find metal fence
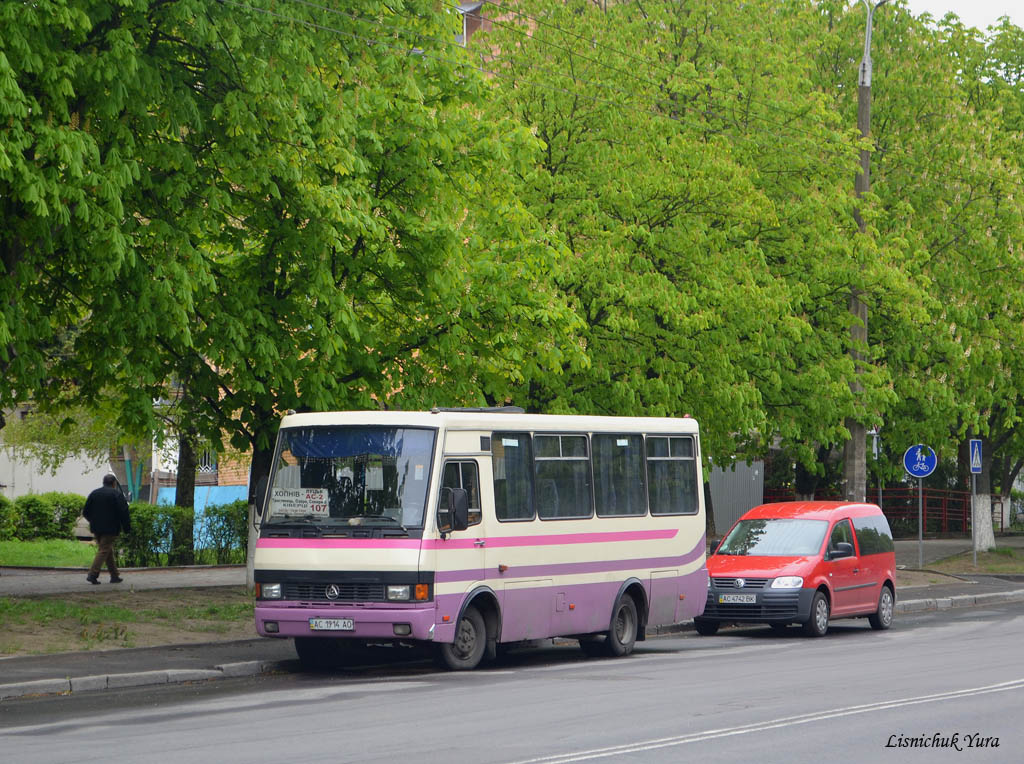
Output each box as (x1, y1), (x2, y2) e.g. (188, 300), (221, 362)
(761, 486), (972, 538)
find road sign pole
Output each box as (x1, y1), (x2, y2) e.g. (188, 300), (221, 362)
(918, 477), (923, 569)
(972, 473), (977, 568)
(903, 444), (936, 570)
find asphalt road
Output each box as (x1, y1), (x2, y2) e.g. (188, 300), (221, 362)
(3, 601), (1021, 764)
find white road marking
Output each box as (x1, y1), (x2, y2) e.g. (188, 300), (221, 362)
(501, 677), (1024, 763)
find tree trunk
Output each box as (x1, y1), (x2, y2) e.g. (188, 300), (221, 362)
(971, 435), (996, 552)
(171, 434), (197, 565)
(246, 441), (275, 591)
(703, 479), (716, 542)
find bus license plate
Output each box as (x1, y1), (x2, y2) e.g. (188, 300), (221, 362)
(719, 594), (756, 604)
(309, 618), (354, 631)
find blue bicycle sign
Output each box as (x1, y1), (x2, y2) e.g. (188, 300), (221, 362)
(903, 444), (937, 478)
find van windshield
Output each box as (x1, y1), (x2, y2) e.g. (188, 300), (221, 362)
(264, 426), (435, 529)
(716, 518), (828, 556)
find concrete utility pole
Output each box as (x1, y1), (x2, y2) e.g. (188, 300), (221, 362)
(844, 0), (887, 503)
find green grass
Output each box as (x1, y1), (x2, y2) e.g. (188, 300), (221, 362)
(0, 539), (96, 567)
(0, 539), (244, 568)
(930, 546), (1024, 575)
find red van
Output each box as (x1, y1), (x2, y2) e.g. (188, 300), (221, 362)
(695, 501), (896, 637)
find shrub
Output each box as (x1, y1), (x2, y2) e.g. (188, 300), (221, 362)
(0, 494), (15, 541)
(197, 500), (249, 564)
(39, 492), (86, 539)
(119, 503), (175, 568)
(14, 495), (58, 540)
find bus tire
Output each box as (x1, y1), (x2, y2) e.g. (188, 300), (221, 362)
(438, 605), (487, 670)
(605, 594), (638, 657)
(295, 637), (345, 671)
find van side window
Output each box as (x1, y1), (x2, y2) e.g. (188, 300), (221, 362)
(828, 519), (855, 555)
(852, 515), (895, 555)
(441, 461), (481, 527)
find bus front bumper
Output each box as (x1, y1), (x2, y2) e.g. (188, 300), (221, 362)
(255, 602), (438, 641)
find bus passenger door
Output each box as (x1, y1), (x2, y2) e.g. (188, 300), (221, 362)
(439, 458), (487, 601)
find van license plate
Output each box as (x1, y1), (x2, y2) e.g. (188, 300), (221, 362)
(719, 594), (756, 604)
(309, 618), (354, 631)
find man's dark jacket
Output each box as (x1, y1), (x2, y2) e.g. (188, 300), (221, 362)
(83, 486), (131, 536)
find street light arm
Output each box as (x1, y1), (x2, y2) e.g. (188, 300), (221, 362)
(859, 0), (889, 87)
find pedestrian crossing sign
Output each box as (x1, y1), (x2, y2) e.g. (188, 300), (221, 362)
(970, 439), (982, 474)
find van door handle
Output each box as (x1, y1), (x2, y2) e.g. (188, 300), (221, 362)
(853, 568), (860, 574)
(474, 539), (486, 547)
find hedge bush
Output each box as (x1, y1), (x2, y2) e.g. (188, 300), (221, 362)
(0, 494), (15, 541)
(2, 494), (250, 566)
(14, 495), (58, 540)
(40, 492), (86, 539)
(196, 500), (249, 564)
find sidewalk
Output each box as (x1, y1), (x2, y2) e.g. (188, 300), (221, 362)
(3, 540), (1024, 702)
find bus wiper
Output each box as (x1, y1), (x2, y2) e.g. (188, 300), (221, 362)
(373, 516), (409, 534)
(261, 517), (324, 529)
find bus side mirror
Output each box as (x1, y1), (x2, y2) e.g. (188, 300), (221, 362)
(438, 487), (470, 534)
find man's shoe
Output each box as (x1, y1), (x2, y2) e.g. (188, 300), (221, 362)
(110, 576), (124, 583)
(86, 574), (100, 585)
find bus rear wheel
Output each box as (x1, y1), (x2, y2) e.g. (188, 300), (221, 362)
(604, 595), (638, 657)
(438, 605), (486, 670)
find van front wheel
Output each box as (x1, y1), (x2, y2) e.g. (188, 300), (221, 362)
(802, 591), (830, 637)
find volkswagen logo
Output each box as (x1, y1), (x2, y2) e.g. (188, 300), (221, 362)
(325, 584), (341, 600)
(734, 578), (746, 589)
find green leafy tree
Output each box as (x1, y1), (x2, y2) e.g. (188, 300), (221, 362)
(3, 1), (582, 507)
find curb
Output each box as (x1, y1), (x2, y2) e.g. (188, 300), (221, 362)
(0, 660), (287, 701)
(894, 589), (1024, 614)
(3, 590), (1024, 701)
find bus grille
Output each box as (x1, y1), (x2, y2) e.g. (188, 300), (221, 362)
(283, 583), (385, 602)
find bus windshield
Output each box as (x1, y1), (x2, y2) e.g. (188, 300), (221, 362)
(265, 426), (435, 528)
(716, 518), (828, 557)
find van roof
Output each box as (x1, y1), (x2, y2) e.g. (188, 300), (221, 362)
(742, 501), (883, 521)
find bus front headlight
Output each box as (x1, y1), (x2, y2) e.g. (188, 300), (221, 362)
(258, 583), (283, 599)
(387, 585), (411, 601)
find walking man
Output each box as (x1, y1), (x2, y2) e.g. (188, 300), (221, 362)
(83, 474), (131, 584)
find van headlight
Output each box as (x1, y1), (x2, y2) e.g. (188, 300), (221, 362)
(387, 585), (411, 601)
(771, 576), (804, 589)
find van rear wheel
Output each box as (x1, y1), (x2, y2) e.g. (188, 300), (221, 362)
(869, 585), (894, 630)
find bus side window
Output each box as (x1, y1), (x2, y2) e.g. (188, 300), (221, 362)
(442, 461), (481, 526)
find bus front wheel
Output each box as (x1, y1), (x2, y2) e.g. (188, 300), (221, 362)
(438, 605), (486, 670)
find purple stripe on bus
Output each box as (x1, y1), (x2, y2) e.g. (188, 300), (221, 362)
(257, 538), (422, 550)
(256, 527), (681, 551)
(434, 535), (706, 584)
(424, 528), (680, 549)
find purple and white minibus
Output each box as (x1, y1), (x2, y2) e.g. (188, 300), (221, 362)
(253, 408), (708, 670)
